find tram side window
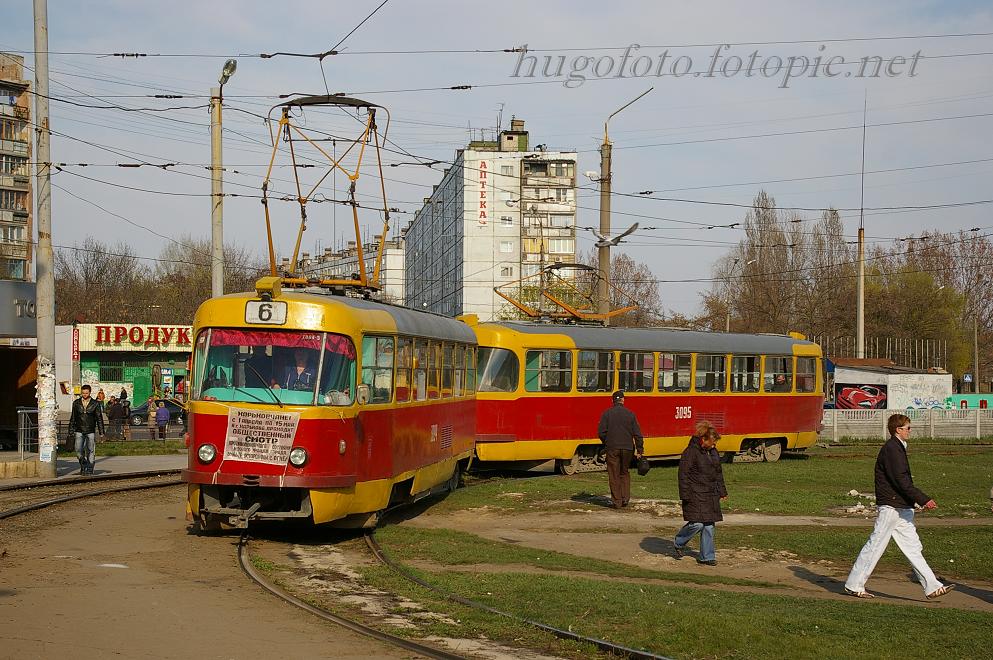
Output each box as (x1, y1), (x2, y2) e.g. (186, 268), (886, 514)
(428, 342), (441, 399)
(731, 356), (760, 392)
(478, 347), (519, 392)
(578, 351), (615, 392)
(695, 354), (727, 393)
(524, 350), (572, 392)
(796, 357), (817, 393)
(658, 353), (692, 391)
(413, 339), (429, 401)
(361, 336), (394, 403)
(439, 344), (453, 398)
(618, 352), (654, 392)
(465, 346), (477, 394)
(319, 335), (356, 405)
(765, 356), (793, 392)
(396, 337), (412, 402)
(453, 345), (464, 396)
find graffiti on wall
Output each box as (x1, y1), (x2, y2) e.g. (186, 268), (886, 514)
(835, 384), (888, 409)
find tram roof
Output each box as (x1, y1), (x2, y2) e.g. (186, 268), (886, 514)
(487, 322), (815, 354)
(292, 291), (477, 343)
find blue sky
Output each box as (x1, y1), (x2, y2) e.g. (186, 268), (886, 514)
(2, 1), (991, 315)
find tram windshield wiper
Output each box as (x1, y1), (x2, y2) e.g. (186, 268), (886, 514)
(243, 361), (284, 408)
(232, 387), (268, 405)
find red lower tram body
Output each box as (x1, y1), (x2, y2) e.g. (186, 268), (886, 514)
(475, 392), (823, 471)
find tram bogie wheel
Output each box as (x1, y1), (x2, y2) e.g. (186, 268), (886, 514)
(557, 452), (580, 476)
(447, 463), (463, 492)
(763, 441), (783, 463)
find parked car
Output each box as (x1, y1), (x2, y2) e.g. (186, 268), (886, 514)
(836, 385), (887, 409)
(128, 398), (186, 427)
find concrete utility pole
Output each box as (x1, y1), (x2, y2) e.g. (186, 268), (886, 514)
(856, 95), (867, 359)
(209, 59), (236, 298)
(975, 316), (981, 394)
(597, 88), (652, 324)
(33, 0), (56, 478)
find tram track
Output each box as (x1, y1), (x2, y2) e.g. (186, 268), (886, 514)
(237, 532), (469, 660)
(364, 529), (673, 660)
(0, 470), (183, 520)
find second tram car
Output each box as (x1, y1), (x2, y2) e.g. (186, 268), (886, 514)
(470, 319), (823, 472)
(183, 278), (477, 529)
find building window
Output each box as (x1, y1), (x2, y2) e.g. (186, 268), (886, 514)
(499, 240), (514, 253)
(0, 190), (27, 211)
(0, 259), (25, 279)
(500, 266), (513, 277)
(0, 225), (24, 243)
(658, 353), (692, 391)
(523, 161), (547, 175)
(524, 349), (572, 392)
(618, 352), (654, 392)
(765, 356), (793, 392)
(500, 165), (513, 176)
(501, 215), (513, 226)
(577, 350), (614, 392)
(547, 238), (574, 254)
(549, 214), (573, 228)
(695, 354), (727, 392)
(549, 162), (574, 177)
(731, 356), (760, 392)
(552, 188), (573, 203)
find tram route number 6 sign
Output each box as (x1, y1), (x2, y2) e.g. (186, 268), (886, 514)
(245, 300), (287, 325)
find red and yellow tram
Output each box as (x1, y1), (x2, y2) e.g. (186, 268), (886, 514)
(183, 278), (476, 529)
(469, 319), (824, 473)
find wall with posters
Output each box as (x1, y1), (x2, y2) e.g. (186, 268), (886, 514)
(833, 366), (952, 410)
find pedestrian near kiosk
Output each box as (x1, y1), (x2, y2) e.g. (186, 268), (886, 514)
(597, 390), (644, 509)
(106, 396), (125, 438)
(673, 420), (728, 565)
(146, 396), (157, 440)
(68, 384), (104, 475)
(155, 401), (170, 440)
(844, 413), (954, 600)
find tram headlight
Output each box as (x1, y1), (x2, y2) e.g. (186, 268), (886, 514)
(197, 443), (217, 464)
(288, 447), (308, 467)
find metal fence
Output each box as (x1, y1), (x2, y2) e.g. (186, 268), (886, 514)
(820, 408), (993, 441)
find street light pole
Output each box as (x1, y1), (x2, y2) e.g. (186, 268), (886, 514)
(597, 88), (653, 324)
(210, 59), (237, 298)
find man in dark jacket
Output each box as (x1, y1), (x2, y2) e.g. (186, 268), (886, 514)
(844, 413), (954, 600)
(597, 390), (644, 509)
(673, 420), (728, 565)
(106, 397), (126, 439)
(68, 384), (104, 475)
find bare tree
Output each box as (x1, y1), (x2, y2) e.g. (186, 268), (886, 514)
(55, 238), (147, 323)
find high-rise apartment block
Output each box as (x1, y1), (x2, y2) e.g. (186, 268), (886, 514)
(0, 54), (32, 281)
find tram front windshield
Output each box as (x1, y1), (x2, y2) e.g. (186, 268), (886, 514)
(192, 329), (357, 406)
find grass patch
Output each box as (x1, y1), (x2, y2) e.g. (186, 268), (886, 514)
(360, 569), (993, 660)
(691, 525), (993, 582)
(249, 555), (277, 573)
(375, 525), (773, 587)
(453, 445), (993, 518)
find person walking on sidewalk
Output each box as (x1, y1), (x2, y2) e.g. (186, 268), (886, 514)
(844, 413), (954, 600)
(68, 384), (104, 475)
(673, 420), (728, 565)
(597, 390), (644, 509)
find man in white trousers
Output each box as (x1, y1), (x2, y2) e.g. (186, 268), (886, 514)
(844, 413), (954, 600)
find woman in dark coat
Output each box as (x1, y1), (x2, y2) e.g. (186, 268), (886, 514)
(673, 420), (728, 565)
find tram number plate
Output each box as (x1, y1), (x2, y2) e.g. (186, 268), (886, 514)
(674, 406), (692, 419)
(245, 300), (287, 325)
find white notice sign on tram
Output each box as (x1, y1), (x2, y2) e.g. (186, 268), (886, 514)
(222, 407), (300, 465)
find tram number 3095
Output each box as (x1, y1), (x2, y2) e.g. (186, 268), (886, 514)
(674, 406), (692, 420)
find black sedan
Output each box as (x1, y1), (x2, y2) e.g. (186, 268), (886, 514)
(128, 398), (186, 427)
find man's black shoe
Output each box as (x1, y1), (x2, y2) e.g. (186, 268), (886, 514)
(673, 544), (685, 558)
(697, 559), (717, 566)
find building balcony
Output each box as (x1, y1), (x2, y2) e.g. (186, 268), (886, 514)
(0, 174), (30, 189)
(0, 242), (29, 259)
(521, 175), (575, 187)
(0, 104), (29, 120)
(0, 139), (29, 157)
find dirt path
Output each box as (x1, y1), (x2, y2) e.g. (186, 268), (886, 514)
(0, 486), (415, 659)
(402, 503), (993, 613)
